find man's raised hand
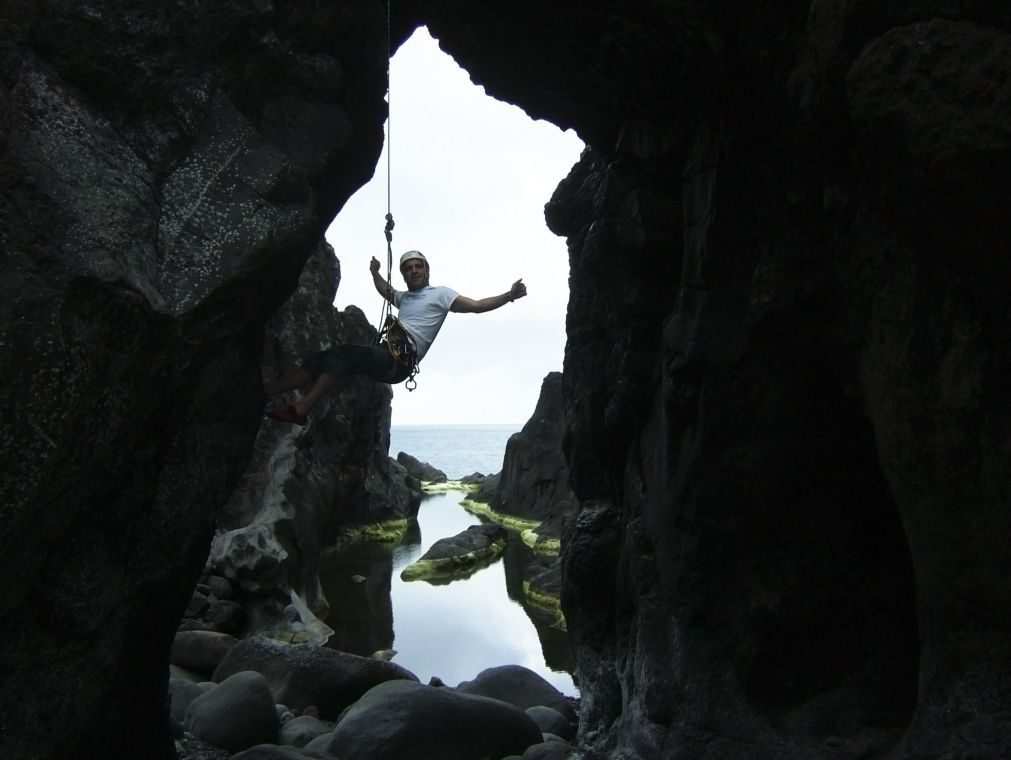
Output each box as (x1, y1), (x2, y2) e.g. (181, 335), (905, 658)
(510, 279), (527, 302)
(370, 256), (381, 275)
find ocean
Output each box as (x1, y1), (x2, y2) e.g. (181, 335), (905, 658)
(390, 423), (521, 479)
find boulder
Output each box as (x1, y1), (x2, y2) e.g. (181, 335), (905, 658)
(278, 714), (334, 748)
(456, 665), (576, 723)
(231, 745), (337, 759)
(213, 637), (418, 719)
(168, 678), (214, 723)
(170, 664), (206, 684)
(319, 679), (543, 759)
(396, 451), (448, 483)
(400, 523), (508, 582)
(520, 740), (572, 759)
(205, 574), (236, 600)
(525, 705), (575, 741)
(491, 373), (576, 522)
(171, 631), (240, 678)
(184, 671), (281, 753)
(469, 471), (501, 505)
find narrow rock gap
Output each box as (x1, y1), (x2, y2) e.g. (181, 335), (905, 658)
(326, 26), (582, 426)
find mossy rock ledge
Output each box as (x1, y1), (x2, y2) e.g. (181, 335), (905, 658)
(421, 479), (483, 495)
(461, 498), (542, 533)
(325, 518), (415, 555)
(400, 524), (508, 583)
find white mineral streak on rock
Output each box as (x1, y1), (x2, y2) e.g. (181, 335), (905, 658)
(156, 93), (313, 316)
(280, 589), (334, 646)
(15, 64), (165, 311)
(208, 427), (334, 645)
(210, 431), (298, 575)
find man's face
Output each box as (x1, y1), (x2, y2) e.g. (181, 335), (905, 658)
(401, 259), (429, 291)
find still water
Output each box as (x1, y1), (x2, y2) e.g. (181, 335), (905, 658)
(318, 425), (577, 696)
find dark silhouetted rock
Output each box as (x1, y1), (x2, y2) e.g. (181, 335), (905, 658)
(278, 714), (333, 749)
(400, 523), (508, 583)
(456, 665), (576, 724)
(171, 631), (240, 679)
(0, 3), (393, 756)
(168, 678), (214, 723)
(492, 373), (576, 523)
(213, 637), (418, 720)
(519, 741), (572, 760)
(525, 705), (575, 741)
(232, 744), (337, 760)
(396, 451), (448, 483)
(184, 671), (280, 753)
(319, 679), (543, 760)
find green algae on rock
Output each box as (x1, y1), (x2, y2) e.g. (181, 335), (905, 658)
(421, 479), (483, 495)
(461, 498), (541, 533)
(400, 523), (508, 584)
(522, 580), (567, 633)
(324, 518), (415, 555)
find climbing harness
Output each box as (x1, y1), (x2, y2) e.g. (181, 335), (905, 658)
(378, 314), (419, 391)
(374, 0), (419, 392)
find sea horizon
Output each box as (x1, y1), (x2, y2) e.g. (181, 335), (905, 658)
(391, 422), (522, 428)
(389, 423), (521, 479)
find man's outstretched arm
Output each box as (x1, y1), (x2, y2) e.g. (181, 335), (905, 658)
(450, 279), (527, 313)
(370, 256), (395, 303)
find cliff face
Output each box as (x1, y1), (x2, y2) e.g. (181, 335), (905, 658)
(492, 372), (576, 522)
(2, 1), (1009, 758)
(0, 3), (389, 757)
(410, 2), (1011, 758)
(211, 240), (419, 644)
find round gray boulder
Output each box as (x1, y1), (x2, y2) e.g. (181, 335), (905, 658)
(231, 745), (337, 759)
(168, 677), (214, 723)
(279, 714), (334, 748)
(213, 637), (419, 720)
(521, 740), (572, 759)
(184, 670), (281, 753)
(320, 679), (543, 759)
(171, 630), (239, 678)
(525, 704), (575, 740)
(456, 665), (576, 723)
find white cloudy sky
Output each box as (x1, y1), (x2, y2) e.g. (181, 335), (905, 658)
(327, 28), (584, 426)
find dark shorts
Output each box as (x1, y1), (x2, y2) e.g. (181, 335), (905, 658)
(302, 343), (412, 385)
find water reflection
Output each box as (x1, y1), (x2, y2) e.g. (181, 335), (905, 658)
(318, 492), (577, 696)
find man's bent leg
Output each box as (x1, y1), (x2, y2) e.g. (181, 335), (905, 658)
(277, 345), (399, 421)
(267, 366), (313, 396)
(291, 372), (338, 419)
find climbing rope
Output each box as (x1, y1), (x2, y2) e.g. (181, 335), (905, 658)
(374, 1), (419, 393)
(376, 0), (395, 337)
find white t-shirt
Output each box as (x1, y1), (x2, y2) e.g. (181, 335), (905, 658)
(392, 285), (459, 361)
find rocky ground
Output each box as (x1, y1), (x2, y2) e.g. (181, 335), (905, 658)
(169, 632), (579, 759)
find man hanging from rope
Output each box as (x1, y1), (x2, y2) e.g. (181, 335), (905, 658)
(266, 250), (527, 425)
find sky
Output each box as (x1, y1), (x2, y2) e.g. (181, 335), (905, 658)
(326, 28), (585, 426)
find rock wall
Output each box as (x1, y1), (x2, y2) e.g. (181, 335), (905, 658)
(211, 240), (419, 644)
(411, 2), (1011, 758)
(0, 2), (389, 757)
(492, 371), (576, 523)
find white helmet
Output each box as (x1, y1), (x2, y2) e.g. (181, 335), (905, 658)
(399, 250), (428, 268)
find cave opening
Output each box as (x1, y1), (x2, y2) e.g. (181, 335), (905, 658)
(326, 27), (583, 427)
